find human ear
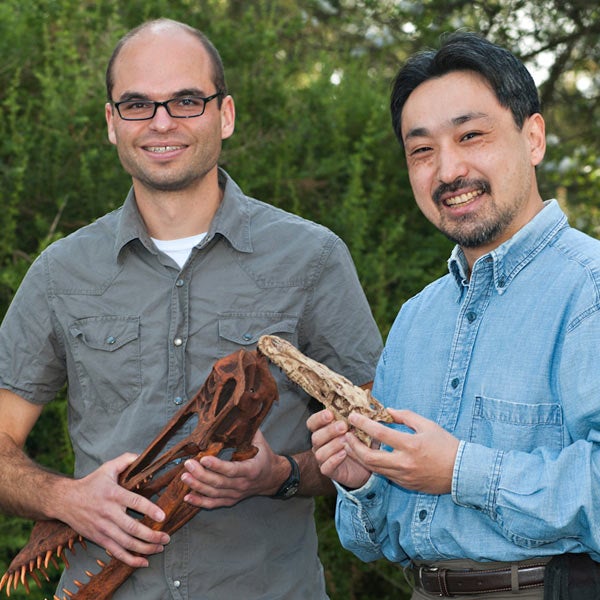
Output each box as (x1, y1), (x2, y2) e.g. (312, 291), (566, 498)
(525, 113), (546, 167)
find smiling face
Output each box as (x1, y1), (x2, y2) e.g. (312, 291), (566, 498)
(401, 70), (546, 265)
(105, 24), (234, 194)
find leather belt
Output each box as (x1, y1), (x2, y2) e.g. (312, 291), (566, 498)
(407, 562), (546, 597)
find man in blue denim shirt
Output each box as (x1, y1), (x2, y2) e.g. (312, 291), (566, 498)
(309, 32), (600, 599)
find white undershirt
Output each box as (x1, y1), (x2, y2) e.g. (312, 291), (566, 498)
(152, 233), (207, 269)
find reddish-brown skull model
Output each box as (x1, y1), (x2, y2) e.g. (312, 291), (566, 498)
(0, 349), (277, 599)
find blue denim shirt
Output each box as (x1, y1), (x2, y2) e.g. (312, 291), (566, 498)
(336, 200), (600, 565)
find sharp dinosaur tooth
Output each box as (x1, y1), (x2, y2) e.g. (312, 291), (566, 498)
(61, 553), (70, 569)
(20, 565), (26, 585)
(5, 572), (12, 596)
(0, 571), (8, 590)
(62, 587), (75, 598)
(44, 549), (52, 568)
(73, 579), (83, 588)
(29, 569), (42, 588)
(96, 558), (107, 568)
(84, 570), (94, 577)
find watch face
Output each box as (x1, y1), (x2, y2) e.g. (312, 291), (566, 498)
(283, 481), (300, 498)
(273, 455), (300, 499)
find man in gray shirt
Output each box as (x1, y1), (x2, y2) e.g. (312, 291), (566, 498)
(0, 18), (382, 600)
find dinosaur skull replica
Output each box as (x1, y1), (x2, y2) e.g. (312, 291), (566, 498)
(0, 349), (277, 599)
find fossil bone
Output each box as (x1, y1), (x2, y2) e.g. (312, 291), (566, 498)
(257, 335), (391, 444)
(0, 349), (277, 600)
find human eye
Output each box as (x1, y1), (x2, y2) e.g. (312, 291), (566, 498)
(460, 131), (482, 142)
(118, 99), (154, 117)
(124, 100), (153, 111)
(175, 96), (203, 108)
(408, 145), (432, 157)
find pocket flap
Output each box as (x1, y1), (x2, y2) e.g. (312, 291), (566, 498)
(218, 313), (297, 345)
(69, 316), (140, 351)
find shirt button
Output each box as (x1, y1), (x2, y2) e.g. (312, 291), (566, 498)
(366, 492), (376, 500)
(466, 311), (477, 322)
(451, 378), (460, 389)
(419, 509), (427, 521)
(242, 333), (252, 341)
(106, 336), (116, 345)
(174, 396), (183, 405)
(175, 278), (185, 287)
(173, 580), (181, 588)
(173, 337), (183, 347)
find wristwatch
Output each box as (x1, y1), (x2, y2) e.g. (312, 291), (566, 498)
(271, 454), (300, 499)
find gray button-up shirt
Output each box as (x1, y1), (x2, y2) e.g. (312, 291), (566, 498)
(0, 169), (382, 599)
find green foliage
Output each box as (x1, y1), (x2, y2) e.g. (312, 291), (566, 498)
(0, 1), (598, 599)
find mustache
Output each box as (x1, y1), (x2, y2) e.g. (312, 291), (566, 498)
(433, 178), (491, 204)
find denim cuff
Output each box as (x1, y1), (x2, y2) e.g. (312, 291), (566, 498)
(453, 440), (503, 514)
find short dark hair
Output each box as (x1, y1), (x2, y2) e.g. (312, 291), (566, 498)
(390, 31), (540, 146)
(105, 18), (227, 103)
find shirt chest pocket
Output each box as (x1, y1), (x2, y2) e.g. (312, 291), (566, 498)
(470, 395), (564, 452)
(218, 313), (299, 391)
(217, 313), (299, 350)
(69, 315), (141, 411)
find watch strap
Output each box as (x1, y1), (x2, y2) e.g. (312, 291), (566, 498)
(271, 454), (300, 499)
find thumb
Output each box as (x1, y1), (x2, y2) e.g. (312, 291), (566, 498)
(106, 452), (140, 476)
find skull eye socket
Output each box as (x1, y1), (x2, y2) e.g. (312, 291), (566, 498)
(215, 378), (237, 415)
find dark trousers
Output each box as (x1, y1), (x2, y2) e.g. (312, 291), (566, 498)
(543, 554), (600, 600)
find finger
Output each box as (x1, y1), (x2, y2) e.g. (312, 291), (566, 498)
(306, 409), (334, 433)
(97, 527), (166, 568)
(319, 447), (349, 478)
(348, 412), (398, 446)
(181, 461), (245, 499)
(196, 455), (240, 475)
(387, 408), (425, 430)
(90, 511), (170, 566)
(106, 452), (140, 476)
(311, 418), (348, 452)
(123, 489), (167, 525)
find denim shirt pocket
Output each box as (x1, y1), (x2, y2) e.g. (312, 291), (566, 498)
(69, 315), (142, 411)
(470, 395), (563, 452)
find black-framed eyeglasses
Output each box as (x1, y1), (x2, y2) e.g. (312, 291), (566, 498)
(113, 92), (223, 121)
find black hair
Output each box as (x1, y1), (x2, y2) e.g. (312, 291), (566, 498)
(390, 31), (540, 146)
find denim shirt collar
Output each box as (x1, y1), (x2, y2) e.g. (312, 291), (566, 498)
(114, 167), (253, 260)
(448, 199), (569, 295)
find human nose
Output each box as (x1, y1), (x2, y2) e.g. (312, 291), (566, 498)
(149, 103), (177, 131)
(436, 143), (468, 184)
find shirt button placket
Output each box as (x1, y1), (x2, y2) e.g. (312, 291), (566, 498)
(169, 273), (187, 414)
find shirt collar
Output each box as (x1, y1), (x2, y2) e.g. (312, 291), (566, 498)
(448, 199), (569, 294)
(113, 167), (253, 260)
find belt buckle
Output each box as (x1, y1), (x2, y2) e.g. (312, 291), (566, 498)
(419, 565), (445, 598)
(423, 565), (453, 598)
